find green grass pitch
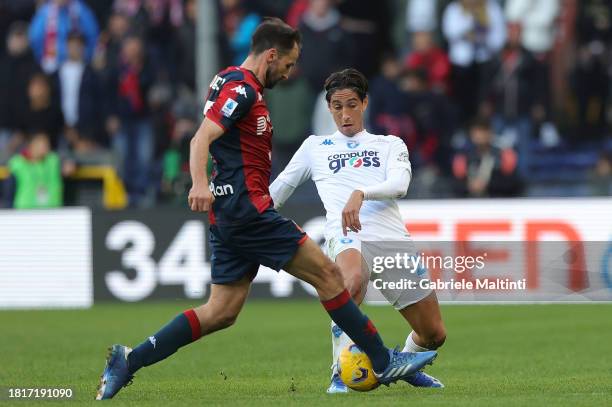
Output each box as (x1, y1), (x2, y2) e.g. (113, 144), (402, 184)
(1, 301), (611, 406)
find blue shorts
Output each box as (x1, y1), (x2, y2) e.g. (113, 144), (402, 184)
(209, 207), (308, 284)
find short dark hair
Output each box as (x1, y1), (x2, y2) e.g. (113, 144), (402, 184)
(8, 21), (28, 37)
(251, 17), (301, 56)
(324, 68), (368, 102)
(470, 116), (492, 131)
(67, 31), (84, 42)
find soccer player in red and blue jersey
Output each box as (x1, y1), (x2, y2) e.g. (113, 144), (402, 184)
(96, 18), (436, 400)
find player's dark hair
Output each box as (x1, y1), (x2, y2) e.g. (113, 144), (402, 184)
(8, 21), (28, 37)
(324, 68), (369, 102)
(67, 31), (85, 42)
(251, 17), (301, 56)
(470, 116), (492, 131)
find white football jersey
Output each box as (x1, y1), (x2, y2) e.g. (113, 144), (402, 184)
(273, 130), (412, 241)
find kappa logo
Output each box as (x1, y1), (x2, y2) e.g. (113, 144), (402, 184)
(148, 336), (157, 348)
(320, 139), (334, 146)
(347, 140), (360, 149)
(231, 85), (247, 98)
(221, 98), (238, 117)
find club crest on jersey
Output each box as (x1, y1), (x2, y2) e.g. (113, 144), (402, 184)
(221, 98), (238, 117)
(347, 140), (360, 149)
(231, 85), (247, 98)
(327, 151), (380, 173)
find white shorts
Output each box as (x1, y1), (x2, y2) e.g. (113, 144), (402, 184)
(325, 235), (432, 310)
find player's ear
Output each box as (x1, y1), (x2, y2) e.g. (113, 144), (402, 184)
(362, 96), (369, 112)
(266, 48), (278, 63)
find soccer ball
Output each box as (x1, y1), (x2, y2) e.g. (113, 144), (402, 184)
(337, 343), (380, 391)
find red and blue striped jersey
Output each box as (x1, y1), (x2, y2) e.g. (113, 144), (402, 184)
(204, 66), (273, 225)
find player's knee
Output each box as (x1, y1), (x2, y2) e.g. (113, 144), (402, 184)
(322, 261), (343, 286)
(213, 310), (239, 330)
(196, 303), (239, 333)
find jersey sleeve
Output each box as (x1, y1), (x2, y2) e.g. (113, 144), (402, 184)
(204, 81), (257, 131)
(387, 136), (412, 172)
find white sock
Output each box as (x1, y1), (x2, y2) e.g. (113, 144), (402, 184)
(331, 321), (353, 375)
(402, 331), (429, 353)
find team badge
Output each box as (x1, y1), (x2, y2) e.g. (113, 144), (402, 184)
(347, 141), (360, 149)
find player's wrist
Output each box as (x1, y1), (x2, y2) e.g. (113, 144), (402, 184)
(354, 189), (366, 200)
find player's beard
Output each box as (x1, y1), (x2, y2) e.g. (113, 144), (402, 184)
(264, 66), (282, 89)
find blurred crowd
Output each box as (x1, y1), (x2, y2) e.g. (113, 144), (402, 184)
(0, 0), (610, 209)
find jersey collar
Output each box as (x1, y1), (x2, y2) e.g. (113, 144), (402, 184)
(333, 129), (369, 139)
(242, 68), (265, 92)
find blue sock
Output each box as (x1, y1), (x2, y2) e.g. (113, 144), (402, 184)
(127, 309), (201, 374)
(322, 289), (390, 372)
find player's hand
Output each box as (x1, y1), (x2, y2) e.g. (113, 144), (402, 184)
(188, 184), (215, 212)
(342, 190), (364, 236)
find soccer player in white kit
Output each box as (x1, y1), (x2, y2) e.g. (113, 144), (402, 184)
(270, 69), (447, 392)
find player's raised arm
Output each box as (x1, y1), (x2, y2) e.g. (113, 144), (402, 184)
(269, 137), (313, 209)
(188, 118), (224, 212)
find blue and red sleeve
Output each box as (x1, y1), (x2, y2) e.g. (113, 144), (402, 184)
(205, 81), (257, 131)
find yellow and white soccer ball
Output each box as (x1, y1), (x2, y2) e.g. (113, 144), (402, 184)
(337, 343), (380, 391)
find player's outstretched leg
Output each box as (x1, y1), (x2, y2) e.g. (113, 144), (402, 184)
(328, 321), (351, 393)
(399, 292), (447, 388)
(96, 276), (251, 400)
(284, 238), (437, 385)
(327, 249), (367, 393)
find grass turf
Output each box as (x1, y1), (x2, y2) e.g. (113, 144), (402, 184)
(1, 301), (611, 406)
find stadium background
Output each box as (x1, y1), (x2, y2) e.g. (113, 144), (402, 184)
(0, 0), (611, 405)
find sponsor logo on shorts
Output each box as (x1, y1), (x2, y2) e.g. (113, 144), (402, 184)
(340, 238), (353, 244)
